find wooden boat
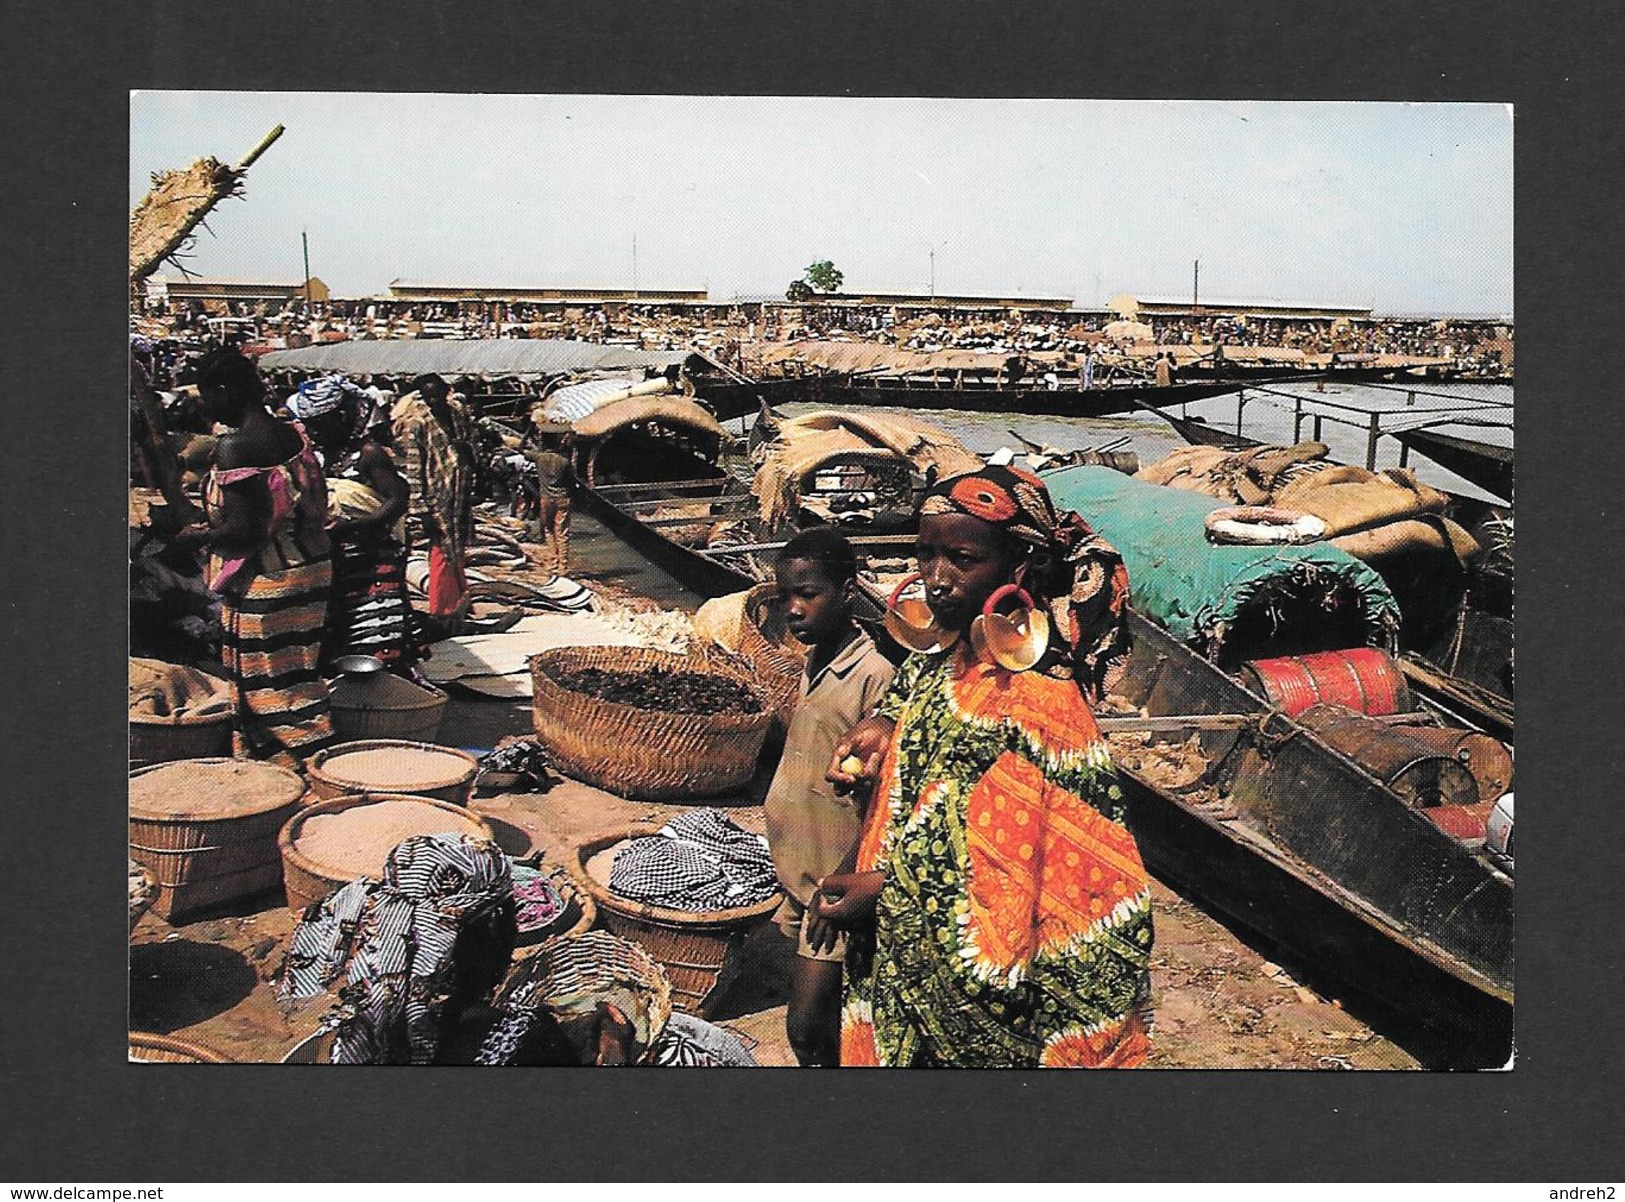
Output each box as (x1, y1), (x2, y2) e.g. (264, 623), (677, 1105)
(688, 372), (854, 422)
(820, 376), (1275, 419)
(570, 401), (955, 600)
(1392, 424), (1514, 503)
(968, 466), (1513, 1060)
(1129, 399), (1513, 739)
(1108, 608), (1512, 1066)
(583, 440), (1514, 1061)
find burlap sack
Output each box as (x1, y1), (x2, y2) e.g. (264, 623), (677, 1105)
(1277, 467), (1450, 536)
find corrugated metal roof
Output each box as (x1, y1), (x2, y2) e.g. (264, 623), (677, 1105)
(1127, 295), (1373, 313)
(257, 339), (689, 380)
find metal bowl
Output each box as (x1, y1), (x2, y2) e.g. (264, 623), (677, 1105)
(333, 654), (386, 677)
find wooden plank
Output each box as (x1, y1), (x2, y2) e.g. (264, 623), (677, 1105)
(592, 478), (732, 495)
(1098, 710), (1434, 734)
(705, 533), (919, 557)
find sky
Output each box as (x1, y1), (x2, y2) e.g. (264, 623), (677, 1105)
(130, 95), (1513, 317)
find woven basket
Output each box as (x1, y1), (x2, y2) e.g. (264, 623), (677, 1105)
(128, 1032), (232, 1063)
(129, 759), (306, 921)
(512, 863), (599, 954)
(278, 792), (495, 913)
(530, 646), (772, 800)
(497, 930), (673, 1061)
(305, 740), (478, 807)
(128, 710), (233, 768)
(570, 826), (782, 1016)
(330, 679), (449, 743)
(736, 584), (807, 731)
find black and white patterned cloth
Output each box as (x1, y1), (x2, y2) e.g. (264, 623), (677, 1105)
(609, 808), (778, 913)
(473, 995), (756, 1067)
(278, 834), (513, 1065)
(652, 1012), (757, 1067)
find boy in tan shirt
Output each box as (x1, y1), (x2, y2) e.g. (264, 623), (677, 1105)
(762, 527), (895, 1066)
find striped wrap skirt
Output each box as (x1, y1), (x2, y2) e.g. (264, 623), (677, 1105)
(220, 558), (336, 769)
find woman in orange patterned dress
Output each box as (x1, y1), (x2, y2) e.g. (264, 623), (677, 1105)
(816, 464), (1153, 1067)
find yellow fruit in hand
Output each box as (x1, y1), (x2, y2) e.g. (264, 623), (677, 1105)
(840, 755), (866, 776)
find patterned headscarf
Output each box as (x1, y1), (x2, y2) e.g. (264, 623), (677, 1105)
(287, 375), (365, 422)
(279, 833), (515, 1065)
(920, 463), (1132, 702)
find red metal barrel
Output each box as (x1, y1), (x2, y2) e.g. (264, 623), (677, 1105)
(1242, 648), (1412, 719)
(1296, 704), (1479, 809)
(1423, 802), (1494, 842)
(1391, 726), (1514, 804)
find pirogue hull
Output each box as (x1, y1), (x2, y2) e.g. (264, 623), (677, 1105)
(581, 444), (1513, 1066)
(1112, 610), (1512, 1067)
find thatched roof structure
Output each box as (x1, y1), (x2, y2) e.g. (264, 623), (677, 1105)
(129, 126), (284, 285)
(750, 410), (980, 528)
(571, 395), (726, 441)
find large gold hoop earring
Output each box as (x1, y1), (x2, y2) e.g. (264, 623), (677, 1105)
(969, 583), (1050, 672)
(883, 573), (960, 655)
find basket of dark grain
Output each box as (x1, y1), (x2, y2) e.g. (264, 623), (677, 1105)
(530, 646), (771, 800)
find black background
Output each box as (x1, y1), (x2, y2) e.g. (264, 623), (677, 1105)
(4, 0), (1620, 1181)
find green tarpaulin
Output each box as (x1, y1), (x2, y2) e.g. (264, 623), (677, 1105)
(1044, 465), (1401, 649)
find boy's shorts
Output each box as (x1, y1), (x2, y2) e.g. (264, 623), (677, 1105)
(773, 893), (848, 964)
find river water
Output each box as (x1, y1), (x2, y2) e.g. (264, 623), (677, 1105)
(576, 379), (1514, 611)
(778, 380), (1513, 505)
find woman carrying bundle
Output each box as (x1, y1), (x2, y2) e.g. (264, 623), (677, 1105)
(193, 348), (335, 768)
(816, 464), (1155, 1068)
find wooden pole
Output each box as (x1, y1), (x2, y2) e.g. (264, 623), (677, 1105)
(235, 124), (286, 172)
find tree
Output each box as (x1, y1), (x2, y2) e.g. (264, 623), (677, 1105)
(804, 259), (843, 293)
(785, 279), (815, 302)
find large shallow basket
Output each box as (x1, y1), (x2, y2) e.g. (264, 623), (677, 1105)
(571, 826), (783, 1016)
(530, 646), (772, 800)
(329, 675), (449, 743)
(129, 759), (306, 921)
(129, 710), (234, 768)
(305, 739), (478, 807)
(128, 1032), (232, 1063)
(278, 792), (495, 913)
(736, 584), (807, 730)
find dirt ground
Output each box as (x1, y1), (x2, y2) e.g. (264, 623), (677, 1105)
(129, 506), (1423, 1070)
(131, 686), (1418, 1070)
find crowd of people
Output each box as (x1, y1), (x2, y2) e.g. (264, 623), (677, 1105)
(132, 292), (1513, 380)
(254, 462), (1156, 1068)
(130, 344), (578, 767)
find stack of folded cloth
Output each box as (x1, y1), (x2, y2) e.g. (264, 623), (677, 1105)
(609, 809), (778, 913)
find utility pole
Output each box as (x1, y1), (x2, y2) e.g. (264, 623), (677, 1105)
(1193, 258), (1200, 312)
(302, 230), (312, 310)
